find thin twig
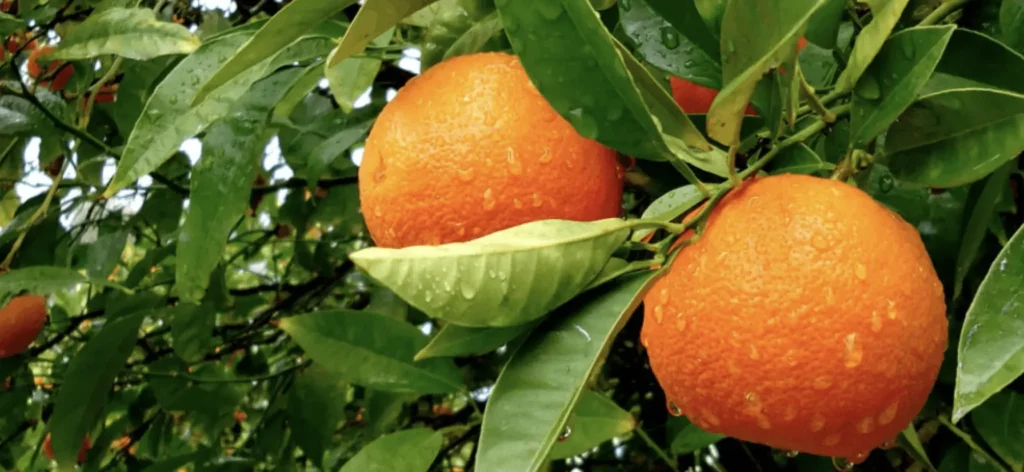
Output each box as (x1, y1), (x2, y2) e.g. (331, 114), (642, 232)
(635, 424), (680, 472)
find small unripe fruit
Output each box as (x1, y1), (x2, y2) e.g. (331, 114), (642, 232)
(0, 295), (47, 359)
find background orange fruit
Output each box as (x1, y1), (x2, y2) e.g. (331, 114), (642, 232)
(0, 295), (47, 358)
(670, 38), (808, 115)
(43, 433), (91, 463)
(27, 45), (74, 91)
(642, 174), (946, 461)
(358, 52), (623, 248)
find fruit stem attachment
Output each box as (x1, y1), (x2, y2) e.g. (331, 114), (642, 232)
(919, 0), (970, 25)
(937, 415), (1011, 472)
(741, 103), (851, 179)
(726, 145), (742, 187)
(635, 424), (681, 472)
(799, 72), (836, 124)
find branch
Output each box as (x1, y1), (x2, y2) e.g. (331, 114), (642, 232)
(29, 310), (106, 356)
(252, 175), (358, 196)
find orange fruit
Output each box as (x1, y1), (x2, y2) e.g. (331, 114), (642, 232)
(27, 45), (74, 92)
(43, 433), (91, 463)
(358, 52), (623, 248)
(0, 295), (47, 359)
(642, 174), (946, 461)
(671, 38), (808, 115)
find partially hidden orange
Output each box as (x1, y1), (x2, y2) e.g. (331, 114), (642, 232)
(27, 45), (74, 92)
(0, 295), (47, 359)
(358, 52), (624, 248)
(642, 174), (946, 461)
(43, 433), (91, 464)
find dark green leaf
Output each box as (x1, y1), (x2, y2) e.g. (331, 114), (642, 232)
(768, 143), (833, 175)
(550, 391), (635, 459)
(643, 0), (721, 63)
(1001, 0), (1024, 54)
(955, 163), (1013, 299)
(619, 0), (720, 89)
(414, 321), (538, 360)
(884, 88), (1024, 188)
(0, 12), (25, 38)
(326, 28), (391, 112)
(48, 313), (144, 468)
(939, 443), (1004, 472)
(476, 274), (654, 472)
(168, 303), (216, 364)
(926, 29), (1024, 96)
(288, 364), (347, 467)
(804, 0), (844, 48)
(850, 25), (955, 147)
(834, 0), (912, 93)
(338, 428), (442, 472)
(80, 230), (128, 279)
(306, 118), (373, 188)
(350, 219), (633, 327)
(279, 310), (463, 394)
(45, 7), (199, 60)
(668, 417), (724, 455)
(972, 390), (1024, 472)
(953, 224), (1024, 421)
(898, 424), (937, 472)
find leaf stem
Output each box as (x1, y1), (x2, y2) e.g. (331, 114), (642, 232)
(741, 103), (852, 179)
(919, 0), (970, 26)
(799, 71), (836, 124)
(635, 424), (680, 472)
(937, 415), (1011, 472)
(726, 145), (741, 187)
(133, 359), (312, 383)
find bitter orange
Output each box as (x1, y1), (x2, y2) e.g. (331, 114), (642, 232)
(642, 174), (946, 461)
(0, 294), (47, 359)
(358, 52), (623, 248)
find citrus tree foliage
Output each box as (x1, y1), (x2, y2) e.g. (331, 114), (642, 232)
(0, 0), (1022, 471)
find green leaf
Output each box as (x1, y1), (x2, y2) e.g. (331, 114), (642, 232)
(0, 266), (125, 299)
(476, 274), (654, 472)
(326, 28), (391, 113)
(939, 443), (1005, 472)
(927, 29), (1024, 96)
(414, 321), (539, 360)
(707, 0), (826, 145)
(45, 7), (200, 61)
(192, 0), (357, 105)
(550, 391), (636, 460)
(850, 25), (955, 148)
(279, 310), (463, 394)
(350, 218), (633, 327)
(972, 390), (1024, 472)
(168, 303), (216, 364)
(883, 88), (1024, 188)
(631, 184), (705, 242)
(834, 0), (912, 93)
(804, 0), (845, 48)
(48, 313), (144, 469)
(953, 224), (1024, 422)
(339, 428), (442, 472)
(330, 0), (437, 69)
(288, 364), (347, 468)
(305, 119), (372, 187)
(80, 230), (128, 279)
(148, 361), (249, 434)
(668, 417), (724, 455)
(643, 0), (721, 63)
(619, 0), (720, 89)
(768, 142), (833, 175)
(1001, 0), (1024, 54)
(954, 162), (1014, 300)
(175, 70), (299, 303)
(440, 10), (504, 62)
(898, 424), (938, 472)
(0, 12), (25, 38)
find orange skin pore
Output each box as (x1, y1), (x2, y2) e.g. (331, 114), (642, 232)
(0, 295), (47, 359)
(670, 38), (809, 116)
(642, 174), (947, 462)
(359, 52), (624, 248)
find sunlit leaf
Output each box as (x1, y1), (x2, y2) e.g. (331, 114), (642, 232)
(619, 0), (720, 89)
(0, 266), (126, 299)
(834, 0), (912, 93)
(326, 28), (392, 112)
(631, 184), (705, 242)
(414, 322), (539, 360)
(45, 7), (200, 61)
(338, 428), (442, 472)
(329, 0), (437, 68)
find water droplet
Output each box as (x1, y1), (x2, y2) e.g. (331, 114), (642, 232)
(538, 147), (553, 164)
(810, 413), (826, 432)
(823, 433), (842, 447)
(531, 192), (543, 207)
(488, 270), (497, 279)
(812, 235), (830, 250)
(675, 317), (687, 332)
(538, 2), (564, 19)
(783, 405), (797, 421)
(744, 392), (763, 413)
(786, 450), (800, 458)
(557, 425), (572, 441)
(504, 15), (519, 32)
(878, 401), (898, 425)
(856, 416), (875, 434)
(824, 287), (835, 305)
(880, 438), (898, 449)
(513, 198), (524, 209)
(425, 290), (434, 303)
(832, 456), (856, 471)
(498, 272), (508, 281)
(169, 95), (179, 105)
(756, 415), (773, 430)
(683, 59), (696, 68)
(654, 305), (664, 323)
(887, 300), (899, 320)
(659, 26), (680, 50)
(748, 345), (761, 360)
(658, 289), (669, 304)
(855, 75), (881, 100)
(855, 263), (867, 280)
(813, 376), (832, 390)
(871, 311), (882, 332)
(567, 108), (599, 139)
(667, 401), (683, 416)
(373, 207), (383, 217)
(457, 168), (475, 182)
(483, 188), (496, 210)
(844, 333), (863, 368)
(606, 103), (624, 121)
(506, 148), (523, 175)
(726, 40), (736, 53)
(700, 408), (721, 426)
(878, 174), (894, 194)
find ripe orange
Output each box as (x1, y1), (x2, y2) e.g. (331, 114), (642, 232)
(671, 38), (808, 115)
(642, 174), (946, 461)
(43, 433), (91, 463)
(0, 295), (47, 359)
(27, 45), (74, 91)
(358, 52), (624, 248)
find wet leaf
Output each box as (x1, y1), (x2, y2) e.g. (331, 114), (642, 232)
(414, 321), (539, 360)
(955, 162), (1013, 300)
(632, 184), (705, 242)
(926, 29), (1024, 96)
(550, 391), (636, 459)
(45, 7), (199, 61)
(338, 428), (442, 472)
(476, 274), (654, 472)
(953, 224), (1024, 422)
(350, 219), (634, 327)
(279, 310), (463, 394)
(834, 0), (912, 93)
(850, 25), (954, 148)
(643, 0), (721, 63)
(620, 0), (720, 89)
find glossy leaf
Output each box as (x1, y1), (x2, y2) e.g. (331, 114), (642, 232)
(954, 163), (1013, 300)
(339, 428), (442, 472)
(899, 424), (938, 472)
(414, 321), (539, 360)
(953, 224), (1024, 421)
(326, 28), (392, 112)
(971, 390), (1024, 472)
(631, 184), (705, 242)
(884, 88), (1024, 188)
(476, 274), (654, 472)
(350, 218), (633, 327)
(619, 0), (720, 89)
(48, 313), (145, 468)
(330, 0), (437, 68)
(192, 0), (357, 105)
(1002, 0), (1024, 54)
(668, 417), (724, 456)
(174, 70), (299, 302)
(45, 7), (199, 61)
(850, 25), (954, 147)
(768, 142), (832, 175)
(644, 0), (720, 63)
(279, 310), (463, 394)
(927, 29), (1024, 96)
(707, 0), (826, 145)
(834, 0), (912, 93)
(0, 266), (124, 299)
(288, 365), (347, 468)
(550, 391), (636, 459)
